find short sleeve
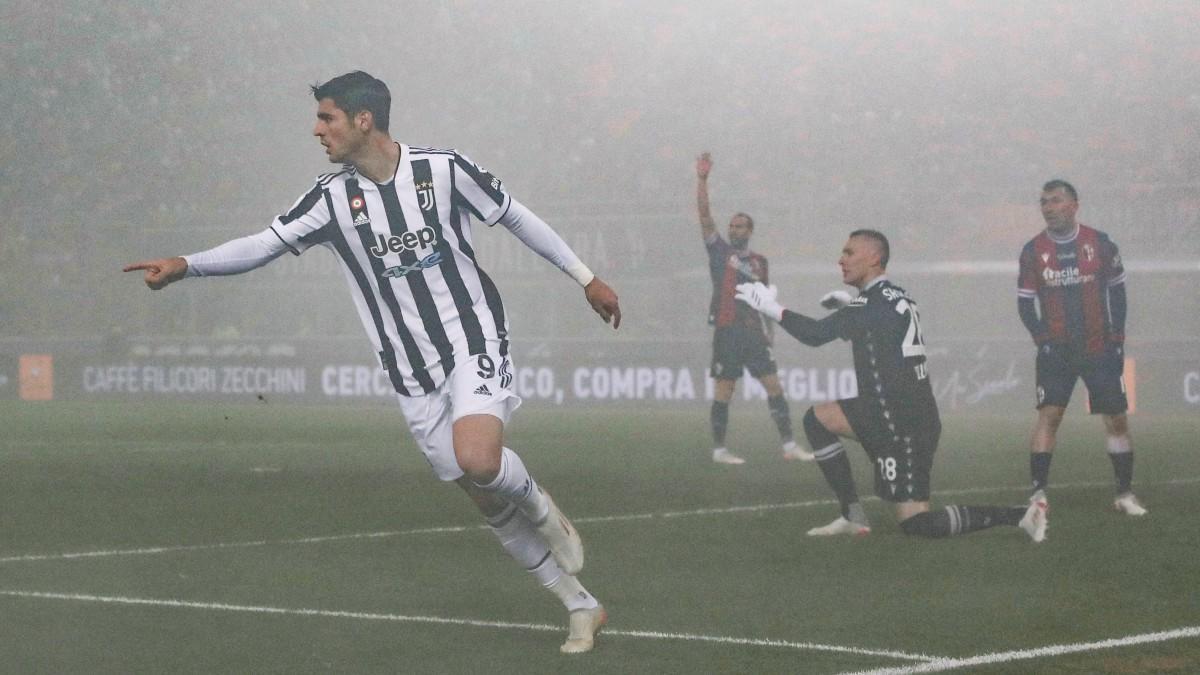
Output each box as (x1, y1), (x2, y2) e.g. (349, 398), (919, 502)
(267, 180), (334, 255)
(452, 151), (511, 226)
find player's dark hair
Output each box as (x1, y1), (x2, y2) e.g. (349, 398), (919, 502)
(1042, 179), (1078, 201)
(850, 228), (890, 269)
(311, 71), (391, 133)
(732, 212), (755, 230)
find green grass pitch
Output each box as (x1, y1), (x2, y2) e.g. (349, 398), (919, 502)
(1, 401), (1197, 673)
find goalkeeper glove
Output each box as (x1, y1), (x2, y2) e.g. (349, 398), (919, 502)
(734, 282), (785, 322)
(819, 290), (854, 310)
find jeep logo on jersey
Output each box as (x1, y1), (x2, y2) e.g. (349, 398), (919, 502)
(367, 227), (438, 258)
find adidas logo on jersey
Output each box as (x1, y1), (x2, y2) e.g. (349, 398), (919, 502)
(353, 211), (370, 227)
(473, 384), (492, 396)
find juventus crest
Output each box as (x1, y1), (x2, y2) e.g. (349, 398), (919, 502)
(416, 181), (435, 212)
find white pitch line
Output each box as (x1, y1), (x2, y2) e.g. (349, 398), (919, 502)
(839, 626), (1200, 674)
(0, 590), (938, 663)
(2, 477), (1196, 565)
(0, 526), (475, 564)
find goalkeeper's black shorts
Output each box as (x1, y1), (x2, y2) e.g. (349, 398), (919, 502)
(839, 395), (940, 503)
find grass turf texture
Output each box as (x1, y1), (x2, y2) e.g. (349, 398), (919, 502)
(1, 401), (1197, 673)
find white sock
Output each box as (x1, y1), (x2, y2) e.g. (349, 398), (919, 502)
(486, 502), (549, 569)
(475, 447), (549, 523)
(488, 505), (597, 611)
(535, 557), (599, 611)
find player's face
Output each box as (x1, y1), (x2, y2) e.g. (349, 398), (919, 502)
(313, 98), (368, 164)
(728, 215), (752, 249)
(839, 236), (880, 289)
(1040, 187), (1078, 235)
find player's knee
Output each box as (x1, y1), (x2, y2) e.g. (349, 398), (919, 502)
(1038, 406), (1066, 430)
(898, 511), (950, 538)
(803, 407), (838, 450)
(455, 443), (502, 483)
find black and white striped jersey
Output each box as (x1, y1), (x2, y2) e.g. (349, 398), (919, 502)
(270, 144), (514, 396)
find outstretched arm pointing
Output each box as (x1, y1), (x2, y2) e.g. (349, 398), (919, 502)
(123, 257), (188, 290)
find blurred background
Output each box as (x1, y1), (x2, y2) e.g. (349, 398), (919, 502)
(2, 0), (1197, 412)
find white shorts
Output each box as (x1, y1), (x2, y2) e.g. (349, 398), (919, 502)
(396, 345), (522, 481)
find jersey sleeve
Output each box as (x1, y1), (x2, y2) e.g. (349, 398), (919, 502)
(1101, 233), (1127, 342)
(705, 233), (730, 267)
(451, 151), (511, 226)
(1017, 241), (1039, 300)
(830, 298), (868, 341)
(1102, 234), (1126, 288)
(269, 179), (334, 255)
(778, 310), (842, 347)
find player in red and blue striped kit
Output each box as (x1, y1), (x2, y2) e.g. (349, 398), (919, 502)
(1017, 179), (1146, 519)
(696, 152), (810, 465)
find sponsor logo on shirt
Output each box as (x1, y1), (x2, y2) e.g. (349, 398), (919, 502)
(368, 227), (437, 258)
(381, 251), (443, 279)
(725, 254), (762, 281)
(366, 226), (443, 279)
(1042, 265), (1095, 287)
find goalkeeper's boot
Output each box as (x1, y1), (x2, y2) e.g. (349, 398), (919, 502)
(806, 515), (870, 537)
(1113, 492), (1148, 516)
(712, 447), (746, 465)
(535, 490), (584, 575)
(560, 605), (607, 654)
(781, 440), (815, 461)
(1020, 497), (1049, 542)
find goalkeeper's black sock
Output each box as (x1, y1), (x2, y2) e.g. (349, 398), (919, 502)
(1030, 452), (1053, 494)
(710, 400), (730, 447)
(899, 506), (1026, 538)
(767, 394), (794, 443)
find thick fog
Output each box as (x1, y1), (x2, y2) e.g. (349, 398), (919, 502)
(3, 1), (1197, 407)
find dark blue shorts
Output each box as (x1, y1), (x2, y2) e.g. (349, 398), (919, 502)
(710, 327), (777, 380)
(1035, 344), (1128, 415)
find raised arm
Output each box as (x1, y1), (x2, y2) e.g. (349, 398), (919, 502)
(696, 152), (717, 240)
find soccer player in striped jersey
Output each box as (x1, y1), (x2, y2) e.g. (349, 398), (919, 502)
(1018, 179), (1146, 517)
(124, 71), (618, 653)
(736, 231), (1046, 541)
(695, 152), (810, 465)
